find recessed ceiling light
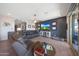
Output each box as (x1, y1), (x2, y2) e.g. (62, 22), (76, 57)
(7, 13), (12, 16)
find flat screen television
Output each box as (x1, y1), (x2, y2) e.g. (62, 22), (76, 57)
(41, 23), (50, 31)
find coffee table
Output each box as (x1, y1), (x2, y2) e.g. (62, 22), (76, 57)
(34, 42), (55, 56)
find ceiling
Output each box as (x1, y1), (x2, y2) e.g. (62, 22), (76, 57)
(0, 3), (71, 21)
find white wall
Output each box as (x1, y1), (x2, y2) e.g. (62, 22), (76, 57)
(20, 19), (36, 30)
(0, 16), (15, 41)
(0, 16), (36, 41)
(26, 20), (36, 30)
(15, 19), (36, 30)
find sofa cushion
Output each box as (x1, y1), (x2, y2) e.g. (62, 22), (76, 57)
(12, 41), (32, 56)
(12, 42), (27, 56)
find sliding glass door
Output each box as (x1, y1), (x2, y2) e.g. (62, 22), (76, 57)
(67, 3), (79, 55)
(72, 14), (78, 51)
(78, 6), (79, 55)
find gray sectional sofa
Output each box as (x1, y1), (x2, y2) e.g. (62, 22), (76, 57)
(22, 30), (39, 39)
(12, 38), (33, 56)
(11, 30), (39, 56)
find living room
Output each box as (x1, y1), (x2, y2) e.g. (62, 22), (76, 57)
(0, 3), (79, 56)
